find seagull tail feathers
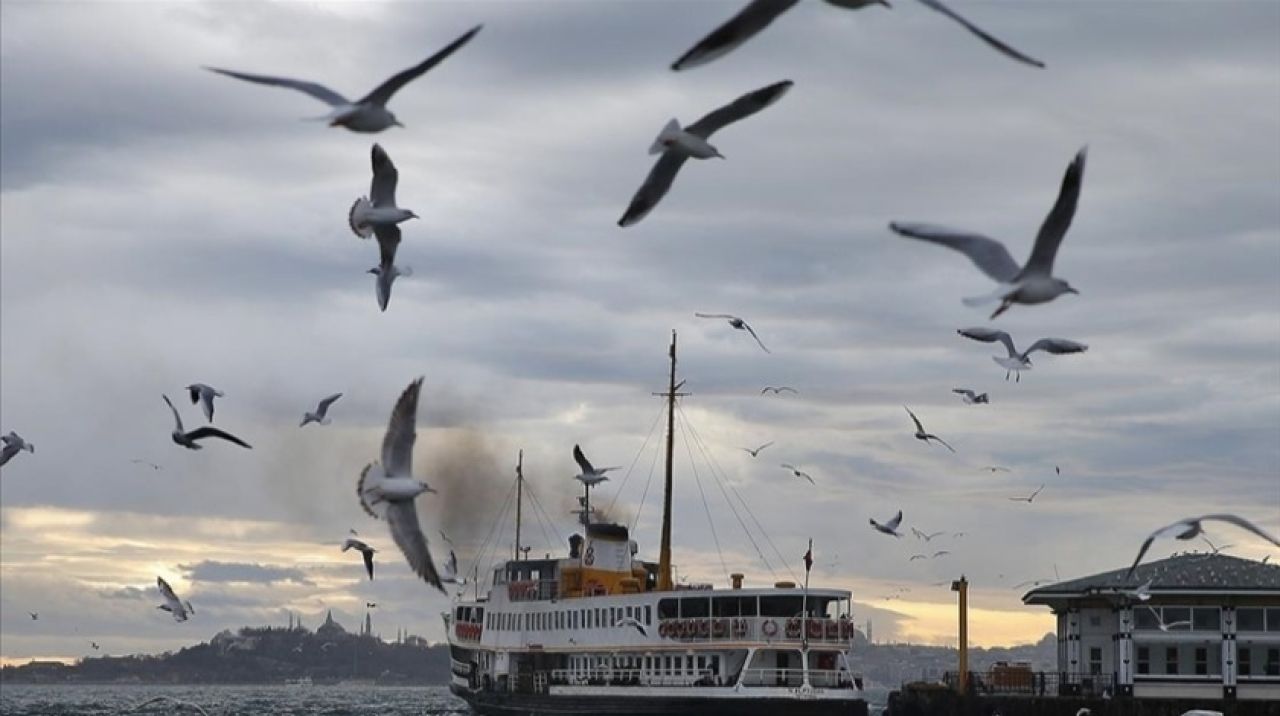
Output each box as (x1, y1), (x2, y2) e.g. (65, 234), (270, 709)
(348, 198), (375, 239)
(357, 462), (390, 520)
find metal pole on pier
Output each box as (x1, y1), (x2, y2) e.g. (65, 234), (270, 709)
(951, 575), (969, 694)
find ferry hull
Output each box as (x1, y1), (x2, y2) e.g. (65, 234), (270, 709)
(451, 684), (868, 716)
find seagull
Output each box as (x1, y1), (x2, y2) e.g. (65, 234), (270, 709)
(0, 431), (35, 467)
(205, 25), (483, 133)
(1077, 709), (1092, 716)
(366, 602), (377, 608)
(904, 406), (955, 452)
(28, 612), (37, 620)
(1201, 536), (1234, 555)
(780, 463), (815, 485)
(573, 444), (619, 487)
(163, 395), (252, 450)
(953, 532), (967, 538)
(695, 313), (771, 353)
(1118, 578), (1152, 602)
(870, 510), (904, 538)
(957, 328), (1088, 382)
(156, 577), (194, 623)
(441, 549), (464, 584)
(321, 641), (338, 651)
(741, 441), (774, 457)
(614, 616), (649, 637)
(90, 642), (100, 651)
(1012, 578), (1052, 590)
(128, 696), (209, 716)
(185, 383), (223, 422)
(618, 80), (793, 227)
(1125, 515), (1280, 579)
(911, 528), (944, 542)
(891, 148), (1086, 319)
(131, 459), (162, 471)
(670, 0), (1041, 71)
(981, 466), (1011, 473)
(1146, 606), (1192, 633)
(909, 554), (929, 561)
(342, 537), (377, 580)
(356, 378), (444, 591)
(952, 388), (989, 405)
(1008, 484), (1045, 503)
(301, 393), (344, 427)
(932, 550), (951, 558)
(350, 144), (417, 238)
(761, 386), (797, 395)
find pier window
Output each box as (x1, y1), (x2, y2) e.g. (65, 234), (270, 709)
(1134, 608), (1159, 630)
(1089, 647), (1102, 676)
(1238, 608), (1264, 631)
(1194, 647), (1208, 676)
(1136, 647), (1150, 675)
(1239, 647), (1251, 676)
(1162, 607), (1191, 631)
(1267, 648), (1279, 677)
(1164, 646), (1179, 675)
(1192, 607), (1220, 631)
(1268, 608), (1280, 631)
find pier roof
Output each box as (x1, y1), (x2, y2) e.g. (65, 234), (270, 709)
(1023, 554), (1280, 604)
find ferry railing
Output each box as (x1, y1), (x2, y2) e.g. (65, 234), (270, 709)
(944, 671), (1116, 698)
(739, 667), (857, 688)
(656, 616), (855, 643)
(506, 579), (560, 602)
(548, 667), (719, 687)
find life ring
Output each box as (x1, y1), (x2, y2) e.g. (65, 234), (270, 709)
(807, 620), (823, 639)
(697, 619), (710, 638)
(682, 619), (693, 638)
(762, 619), (779, 638)
(712, 619), (728, 638)
(732, 618), (748, 638)
(785, 619), (801, 638)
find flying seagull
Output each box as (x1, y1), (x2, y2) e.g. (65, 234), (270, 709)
(981, 465), (1011, 473)
(29, 612), (37, 620)
(90, 642), (100, 651)
(131, 459), (162, 471)
(761, 386), (797, 395)
(1145, 606), (1192, 633)
(342, 537), (377, 580)
(573, 444), (619, 487)
(1200, 536), (1234, 555)
(904, 406), (955, 452)
(301, 392), (344, 427)
(205, 25), (483, 133)
(614, 615), (649, 638)
(441, 550), (463, 584)
(909, 554), (929, 561)
(357, 377), (444, 591)
(1125, 515), (1280, 579)
(1119, 578), (1152, 602)
(353, 145), (416, 312)
(1008, 484), (1045, 503)
(671, 0), (1041, 71)
(156, 577), (194, 623)
(870, 510), (904, 538)
(957, 327), (1088, 382)
(741, 441), (774, 457)
(1012, 578), (1052, 590)
(911, 528), (944, 542)
(162, 395), (251, 450)
(0, 431), (35, 467)
(695, 313), (771, 353)
(185, 383), (223, 423)
(780, 463), (815, 485)
(618, 80), (793, 227)
(932, 550), (951, 558)
(128, 696), (210, 716)
(952, 388), (989, 405)
(891, 148), (1086, 319)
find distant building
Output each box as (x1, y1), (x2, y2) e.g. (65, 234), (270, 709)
(317, 609), (347, 639)
(1024, 553), (1280, 702)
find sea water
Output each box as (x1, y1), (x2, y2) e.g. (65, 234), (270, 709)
(0, 684), (469, 715)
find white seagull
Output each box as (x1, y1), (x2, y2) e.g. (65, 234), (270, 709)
(952, 388), (989, 405)
(761, 386), (798, 395)
(185, 383), (223, 423)
(357, 377), (444, 591)
(870, 510), (904, 538)
(350, 144), (418, 238)
(780, 463), (815, 485)
(156, 577), (194, 623)
(957, 328), (1088, 382)
(442, 550), (467, 585)
(741, 441), (774, 457)
(301, 393), (344, 428)
(911, 528), (944, 542)
(1119, 578), (1153, 602)
(904, 406), (955, 452)
(1008, 484), (1045, 503)
(342, 537), (377, 580)
(163, 395), (252, 450)
(671, 0), (1041, 71)
(618, 80), (793, 227)
(0, 431), (35, 467)
(694, 313), (771, 353)
(573, 444), (619, 487)
(205, 25), (483, 133)
(1125, 514), (1280, 579)
(614, 616), (649, 638)
(891, 148), (1086, 319)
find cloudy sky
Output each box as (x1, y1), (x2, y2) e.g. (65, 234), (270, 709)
(2, 0), (1278, 666)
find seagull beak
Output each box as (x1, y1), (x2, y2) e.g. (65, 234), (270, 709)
(1067, 287), (1080, 295)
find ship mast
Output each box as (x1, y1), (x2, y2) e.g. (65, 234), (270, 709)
(657, 330), (685, 591)
(514, 449), (523, 561)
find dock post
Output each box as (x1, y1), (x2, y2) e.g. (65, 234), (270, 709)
(951, 575), (969, 695)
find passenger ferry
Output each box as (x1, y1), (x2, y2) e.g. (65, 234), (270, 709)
(444, 333), (868, 715)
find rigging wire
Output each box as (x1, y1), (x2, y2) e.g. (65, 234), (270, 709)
(604, 399), (668, 519)
(523, 477), (565, 551)
(677, 412), (730, 586)
(628, 427), (665, 535)
(465, 475), (517, 589)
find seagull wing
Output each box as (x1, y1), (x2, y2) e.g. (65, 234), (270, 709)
(1201, 514), (1280, 548)
(670, 0), (801, 71)
(363, 549), (375, 580)
(573, 444), (595, 475)
(891, 223), (1021, 282)
(382, 378), (423, 477)
(1125, 521), (1193, 578)
(373, 222), (402, 269)
(886, 510), (903, 530)
(740, 322), (771, 353)
(369, 144), (399, 208)
(695, 313), (739, 320)
(912, 0), (1045, 69)
(358, 25), (483, 106)
(204, 67), (350, 107)
(185, 427), (252, 449)
(1022, 148), (1086, 277)
(1021, 338), (1088, 361)
(317, 393), (344, 415)
(157, 577), (180, 604)
(904, 406), (925, 433)
(958, 327), (1019, 359)
(686, 80), (794, 139)
(386, 501), (444, 592)
(802, 472), (815, 485)
(162, 395), (185, 433)
(756, 441), (774, 452)
(0, 443), (18, 466)
(1030, 484), (1045, 500)
(930, 435), (957, 453)
(199, 390), (215, 423)
(953, 388), (975, 399)
(617, 152), (691, 227)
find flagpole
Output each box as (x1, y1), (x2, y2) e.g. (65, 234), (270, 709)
(802, 538), (813, 652)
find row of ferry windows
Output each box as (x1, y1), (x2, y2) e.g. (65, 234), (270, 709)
(486, 604), (654, 632)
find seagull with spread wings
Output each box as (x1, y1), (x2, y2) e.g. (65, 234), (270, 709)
(957, 328), (1088, 382)
(952, 388), (989, 405)
(0, 431), (34, 467)
(741, 441), (774, 457)
(356, 378), (444, 592)
(911, 527), (944, 542)
(618, 80), (793, 227)
(891, 148), (1086, 319)
(1008, 484), (1045, 503)
(870, 510), (904, 538)
(904, 406), (955, 452)
(1125, 514), (1280, 579)
(695, 313), (771, 353)
(205, 25), (482, 133)
(573, 444), (619, 487)
(350, 145), (416, 312)
(761, 386), (797, 395)
(185, 383), (223, 423)
(156, 577), (194, 623)
(780, 463), (815, 485)
(162, 395), (251, 450)
(342, 537), (377, 580)
(301, 393), (344, 427)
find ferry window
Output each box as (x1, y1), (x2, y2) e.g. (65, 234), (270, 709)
(572, 611), (578, 629)
(1194, 647), (1208, 675)
(1239, 647), (1251, 676)
(645, 605), (652, 624)
(1089, 647), (1102, 675)
(476, 608), (484, 623)
(658, 599), (679, 620)
(760, 596), (802, 618)
(1134, 607), (1159, 630)
(1238, 608), (1264, 631)
(1192, 607), (1219, 631)
(1267, 608), (1280, 632)
(626, 606), (634, 619)
(1165, 646), (1178, 675)
(713, 597), (738, 617)
(455, 607), (464, 620)
(1136, 647), (1149, 675)
(681, 597), (710, 618)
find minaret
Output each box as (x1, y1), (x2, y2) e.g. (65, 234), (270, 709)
(364, 612), (372, 637)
